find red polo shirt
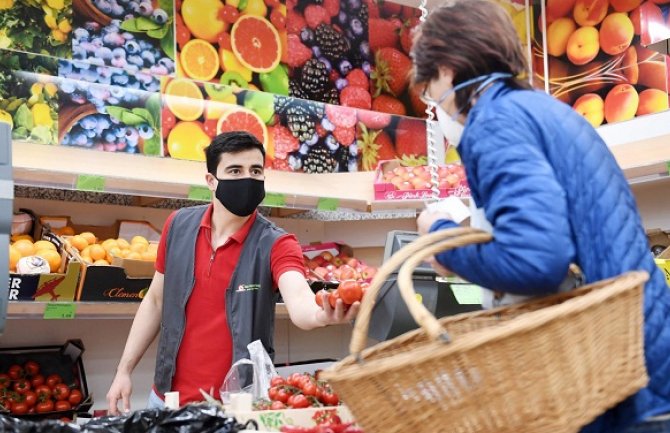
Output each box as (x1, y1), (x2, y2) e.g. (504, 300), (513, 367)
(154, 205), (305, 405)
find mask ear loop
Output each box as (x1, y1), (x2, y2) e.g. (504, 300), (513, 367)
(419, 0), (441, 204)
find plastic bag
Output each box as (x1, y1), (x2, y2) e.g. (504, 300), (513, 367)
(219, 340), (277, 404)
(0, 415), (80, 433)
(80, 405), (256, 433)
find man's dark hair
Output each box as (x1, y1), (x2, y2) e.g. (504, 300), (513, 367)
(205, 131), (266, 175)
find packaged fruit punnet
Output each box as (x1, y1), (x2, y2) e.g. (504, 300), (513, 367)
(374, 160), (470, 200)
(302, 243), (378, 286)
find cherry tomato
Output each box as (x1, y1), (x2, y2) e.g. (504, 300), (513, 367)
(287, 373), (302, 387)
(30, 374), (45, 388)
(23, 391), (37, 407)
(321, 390), (339, 406)
(35, 385), (51, 399)
(0, 374), (9, 389)
(270, 376), (286, 387)
(24, 361), (40, 376)
(301, 381), (317, 397)
(55, 400), (72, 411)
(8, 365), (24, 381)
(276, 389), (291, 404)
(53, 383), (70, 401)
(268, 386), (279, 401)
(36, 400), (54, 413)
(46, 374), (62, 388)
(68, 389), (83, 406)
(290, 394), (310, 409)
(270, 400), (286, 410)
(10, 401), (28, 415)
(13, 379), (31, 394)
(338, 280), (362, 305)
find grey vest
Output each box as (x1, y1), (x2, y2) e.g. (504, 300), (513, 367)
(154, 205), (286, 394)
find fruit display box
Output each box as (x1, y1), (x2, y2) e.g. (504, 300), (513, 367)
(8, 233), (82, 303)
(301, 241), (377, 288)
(373, 160), (470, 201)
(231, 405), (355, 432)
(0, 340), (93, 420)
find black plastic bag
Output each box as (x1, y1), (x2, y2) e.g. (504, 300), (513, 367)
(81, 404), (256, 433)
(0, 415), (80, 433)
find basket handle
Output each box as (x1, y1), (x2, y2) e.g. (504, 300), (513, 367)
(350, 227), (492, 359)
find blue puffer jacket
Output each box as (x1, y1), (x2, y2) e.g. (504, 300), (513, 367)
(430, 81), (670, 432)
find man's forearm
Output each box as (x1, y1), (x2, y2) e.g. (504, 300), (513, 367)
(116, 294), (162, 374)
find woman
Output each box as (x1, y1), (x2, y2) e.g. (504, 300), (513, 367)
(413, 1), (670, 432)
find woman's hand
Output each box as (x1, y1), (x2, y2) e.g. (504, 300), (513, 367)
(417, 209), (453, 235)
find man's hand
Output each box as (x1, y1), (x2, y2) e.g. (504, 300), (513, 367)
(314, 291), (360, 326)
(106, 371), (132, 415)
(417, 209), (453, 235)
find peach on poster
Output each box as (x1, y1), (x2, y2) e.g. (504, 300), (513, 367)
(567, 26), (600, 66)
(604, 84), (639, 124)
(573, 93), (605, 128)
(599, 13), (635, 56)
(573, 0), (609, 27)
(547, 18), (577, 57)
(636, 89), (670, 116)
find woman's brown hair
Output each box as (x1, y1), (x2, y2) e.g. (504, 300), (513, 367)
(411, 0), (531, 113)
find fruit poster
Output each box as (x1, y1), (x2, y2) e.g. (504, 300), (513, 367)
(71, 0), (175, 74)
(534, 0), (670, 128)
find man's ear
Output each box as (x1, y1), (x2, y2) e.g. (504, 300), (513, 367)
(205, 173), (217, 192)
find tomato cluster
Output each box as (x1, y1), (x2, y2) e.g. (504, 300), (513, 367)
(0, 360), (83, 416)
(280, 410), (363, 433)
(315, 280), (368, 310)
(255, 373), (340, 411)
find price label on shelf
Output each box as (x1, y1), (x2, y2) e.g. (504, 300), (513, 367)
(263, 193), (286, 207)
(76, 175), (105, 192)
(188, 185), (211, 201)
(317, 198), (339, 211)
(43, 303), (76, 320)
(666, 161), (670, 176)
(450, 284), (482, 305)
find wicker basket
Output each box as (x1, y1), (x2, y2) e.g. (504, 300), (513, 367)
(320, 227), (649, 433)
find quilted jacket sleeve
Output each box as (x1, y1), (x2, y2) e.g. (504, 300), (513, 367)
(431, 116), (575, 295)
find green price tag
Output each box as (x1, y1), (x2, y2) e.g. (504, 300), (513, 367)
(188, 185), (211, 201)
(43, 303), (76, 320)
(317, 198), (339, 211)
(75, 175), (105, 192)
(263, 193), (286, 207)
(450, 284), (482, 305)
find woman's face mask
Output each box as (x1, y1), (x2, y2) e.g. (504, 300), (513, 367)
(423, 72), (512, 147)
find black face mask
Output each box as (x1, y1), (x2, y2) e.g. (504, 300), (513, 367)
(215, 178), (265, 217)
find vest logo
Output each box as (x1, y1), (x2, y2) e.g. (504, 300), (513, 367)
(237, 284), (261, 292)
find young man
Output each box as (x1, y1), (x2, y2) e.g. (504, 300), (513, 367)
(106, 131), (359, 414)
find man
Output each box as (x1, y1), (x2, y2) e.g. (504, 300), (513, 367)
(106, 131), (359, 414)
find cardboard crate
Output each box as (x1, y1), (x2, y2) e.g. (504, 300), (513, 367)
(232, 405), (354, 432)
(8, 233), (81, 302)
(373, 160), (470, 201)
(0, 340), (93, 420)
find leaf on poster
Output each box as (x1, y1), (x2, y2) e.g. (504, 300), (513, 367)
(12, 126), (28, 139)
(30, 125), (52, 144)
(160, 26), (175, 60)
(158, 0), (173, 13)
(121, 17), (161, 32)
(13, 103), (32, 129)
(148, 25), (169, 39)
(146, 94), (161, 128)
(143, 135), (161, 156)
(106, 106), (126, 122)
(131, 107), (153, 124)
(121, 111), (147, 126)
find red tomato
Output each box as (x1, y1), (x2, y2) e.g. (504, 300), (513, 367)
(8, 365), (24, 381)
(55, 400), (72, 411)
(23, 391), (37, 407)
(328, 290), (341, 309)
(338, 280), (362, 304)
(24, 361), (40, 376)
(270, 376), (286, 387)
(30, 374), (45, 388)
(53, 383), (70, 401)
(287, 373), (302, 387)
(0, 374), (10, 389)
(10, 401), (28, 415)
(276, 389), (291, 404)
(268, 386), (279, 401)
(35, 385), (51, 399)
(290, 394), (310, 409)
(13, 379), (31, 394)
(68, 389), (83, 406)
(36, 400), (54, 413)
(270, 400), (286, 410)
(46, 374), (62, 388)
(321, 390), (339, 406)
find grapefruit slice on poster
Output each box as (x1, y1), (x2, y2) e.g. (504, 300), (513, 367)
(231, 15), (281, 73)
(216, 107), (268, 146)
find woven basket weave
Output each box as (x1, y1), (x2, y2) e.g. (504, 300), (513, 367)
(321, 227), (648, 433)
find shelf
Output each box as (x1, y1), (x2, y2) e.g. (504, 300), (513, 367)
(7, 301), (290, 320)
(12, 141), (373, 212)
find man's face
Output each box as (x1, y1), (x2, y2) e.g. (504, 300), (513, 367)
(213, 148), (265, 180)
